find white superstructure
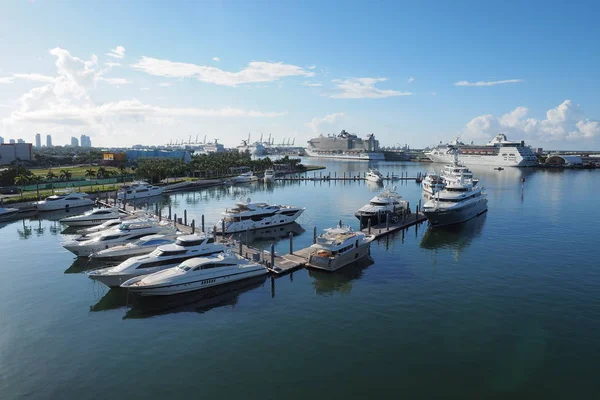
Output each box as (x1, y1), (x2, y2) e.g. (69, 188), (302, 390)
(305, 148), (385, 161)
(423, 152), (478, 196)
(35, 189), (94, 211)
(117, 181), (163, 200)
(365, 168), (384, 183)
(231, 171), (259, 183)
(426, 134), (538, 167)
(59, 208), (127, 227)
(355, 186), (410, 225)
(120, 252), (268, 296)
(307, 226), (374, 271)
(89, 233), (178, 261)
(263, 169), (276, 181)
(216, 199), (304, 234)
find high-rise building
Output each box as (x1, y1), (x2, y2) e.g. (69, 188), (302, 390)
(17, 139), (25, 143)
(9, 139), (15, 144)
(46, 134), (52, 147)
(80, 134), (92, 148)
(0, 136), (4, 144)
(35, 133), (41, 148)
(71, 137), (79, 147)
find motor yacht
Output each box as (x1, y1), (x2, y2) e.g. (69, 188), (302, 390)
(87, 234), (230, 288)
(306, 225), (375, 272)
(215, 198), (304, 234)
(355, 186), (410, 225)
(422, 173), (445, 195)
(63, 219), (175, 257)
(59, 208), (128, 227)
(263, 169), (276, 181)
(422, 174), (488, 227)
(117, 181), (163, 200)
(75, 211), (151, 234)
(365, 168), (384, 183)
(0, 206), (19, 221)
(120, 252), (267, 296)
(231, 171), (258, 183)
(35, 189), (94, 212)
(89, 233), (179, 261)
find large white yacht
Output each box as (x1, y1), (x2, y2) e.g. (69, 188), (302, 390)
(59, 208), (128, 227)
(89, 233), (179, 261)
(117, 181), (163, 200)
(120, 252), (268, 296)
(422, 174), (488, 227)
(87, 234), (229, 288)
(306, 225), (375, 272)
(422, 173), (445, 196)
(263, 169), (276, 181)
(426, 134), (538, 167)
(63, 220), (175, 257)
(365, 168), (384, 183)
(216, 199), (304, 234)
(423, 152), (478, 196)
(35, 190), (94, 212)
(231, 171), (259, 183)
(355, 186), (410, 225)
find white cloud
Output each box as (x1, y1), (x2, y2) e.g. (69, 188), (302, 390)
(106, 46), (126, 59)
(302, 81), (323, 87)
(99, 77), (132, 85)
(212, 57), (220, 62)
(407, 77), (415, 84)
(330, 78), (411, 99)
(140, 87), (150, 91)
(462, 100), (600, 141)
(158, 82), (172, 87)
(12, 73), (56, 83)
(454, 79), (524, 87)
(306, 112), (344, 133)
(0, 77), (14, 84)
(131, 57), (315, 86)
(308, 65), (316, 70)
(104, 62), (121, 68)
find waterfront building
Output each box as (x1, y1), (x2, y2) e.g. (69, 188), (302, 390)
(71, 137), (79, 147)
(46, 134), (52, 147)
(80, 135), (92, 148)
(0, 136), (4, 144)
(0, 143), (33, 165)
(35, 133), (41, 148)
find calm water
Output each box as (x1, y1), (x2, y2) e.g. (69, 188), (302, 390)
(1, 159), (599, 399)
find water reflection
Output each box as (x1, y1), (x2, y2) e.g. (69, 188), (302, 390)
(38, 206), (94, 221)
(420, 213), (487, 260)
(308, 256), (374, 296)
(90, 288), (129, 312)
(123, 276), (267, 319)
(64, 257), (114, 274)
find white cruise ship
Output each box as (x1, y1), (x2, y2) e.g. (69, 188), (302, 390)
(426, 134), (538, 167)
(306, 130), (385, 161)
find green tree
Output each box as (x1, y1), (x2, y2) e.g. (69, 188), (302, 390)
(85, 169), (96, 179)
(60, 169), (72, 181)
(30, 175), (43, 200)
(14, 173), (30, 200)
(46, 170), (57, 181)
(96, 166), (107, 179)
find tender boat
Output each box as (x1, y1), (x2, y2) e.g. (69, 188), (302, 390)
(365, 168), (384, 183)
(421, 173), (445, 196)
(117, 181), (163, 200)
(355, 186), (410, 226)
(87, 234), (230, 288)
(59, 208), (128, 227)
(306, 225), (375, 272)
(231, 171), (259, 183)
(0, 206), (19, 221)
(422, 174), (488, 227)
(89, 233), (179, 261)
(63, 220), (175, 257)
(215, 198), (304, 234)
(120, 252), (268, 296)
(35, 189), (94, 212)
(263, 169), (276, 181)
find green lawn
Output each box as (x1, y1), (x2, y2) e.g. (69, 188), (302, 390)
(29, 166), (132, 179)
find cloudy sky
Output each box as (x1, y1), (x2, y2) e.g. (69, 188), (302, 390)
(1, 0), (599, 149)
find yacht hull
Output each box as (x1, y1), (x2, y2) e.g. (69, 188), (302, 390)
(423, 198), (488, 228)
(0, 209), (19, 221)
(217, 209), (303, 234)
(36, 199), (94, 212)
(117, 188), (163, 200)
(307, 241), (373, 272)
(426, 151), (537, 167)
(89, 247), (155, 261)
(62, 217), (117, 227)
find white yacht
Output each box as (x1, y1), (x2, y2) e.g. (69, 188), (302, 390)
(89, 233), (178, 261)
(426, 134), (538, 167)
(117, 181), (163, 200)
(306, 225), (375, 272)
(63, 220), (175, 257)
(87, 234), (230, 288)
(59, 208), (127, 227)
(355, 186), (410, 225)
(422, 174), (488, 227)
(75, 211), (151, 234)
(365, 168), (384, 183)
(216, 199), (304, 234)
(0, 206), (19, 221)
(35, 190), (94, 212)
(120, 252), (268, 296)
(422, 173), (445, 196)
(231, 171), (258, 183)
(263, 169), (276, 181)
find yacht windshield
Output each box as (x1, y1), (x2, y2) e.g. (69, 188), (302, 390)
(178, 265), (192, 271)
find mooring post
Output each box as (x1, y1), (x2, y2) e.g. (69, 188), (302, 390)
(343, 172), (346, 179)
(289, 232), (294, 255)
(245, 228), (249, 245)
(360, 214), (363, 229)
(313, 226), (317, 244)
(173, 213), (177, 228)
(168, 204), (172, 220)
(201, 214), (205, 232)
(386, 213), (390, 230)
(221, 219), (226, 235)
(184, 209), (187, 226)
(239, 239), (243, 256)
(270, 243), (275, 269)
(368, 218), (371, 234)
(334, 171), (337, 179)
(158, 208), (162, 222)
(191, 219), (195, 233)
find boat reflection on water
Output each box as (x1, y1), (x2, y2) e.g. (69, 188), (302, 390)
(38, 206), (94, 222)
(308, 256), (374, 296)
(90, 288), (129, 312)
(233, 222), (305, 245)
(123, 275), (267, 319)
(64, 257), (116, 274)
(420, 212), (487, 259)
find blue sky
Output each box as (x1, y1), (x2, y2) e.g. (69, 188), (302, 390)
(1, 0), (599, 149)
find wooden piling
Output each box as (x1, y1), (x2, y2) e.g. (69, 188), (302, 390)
(184, 209), (187, 226)
(313, 226), (317, 244)
(289, 232), (293, 255)
(191, 219), (195, 233)
(168, 204), (172, 220)
(367, 218), (371, 234)
(174, 213), (177, 228)
(201, 214), (205, 232)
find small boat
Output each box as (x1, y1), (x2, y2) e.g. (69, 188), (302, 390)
(231, 171), (258, 183)
(306, 225), (375, 272)
(89, 233), (179, 261)
(117, 181), (163, 200)
(59, 208), (127, 227)
(355, 186), (410, 226)
(0, 206), (19, 221)
(35, 189), (94, 212)
(494, 167), (504, 171)
(215, 198), (304, 234)
(120, 252), (268, 296)
(365, 168), (384, 183)
(87, 234), (230, 288)
(263, 169), (276, 181)
(421, 173), (445, 195)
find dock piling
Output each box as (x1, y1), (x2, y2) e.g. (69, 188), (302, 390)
(191, 219), (195, 233)
(313, 226), (317, 244)
(289, 232), (294, 255)
(239, 240), (243, 256)
(201, 214), (205, 233)
(368, 219), (371, 234)
(270, 243), (275, 268)
(168, 205), (172, 220)
(173, 213), (177, 228)
(386, 213), (390, 230)
(158, 209), (162, 222)
(221, 220), (225, 235)
(184, 209), (187, 226)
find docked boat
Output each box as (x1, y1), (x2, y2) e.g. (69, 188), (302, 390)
(0, 206), (19, 221)
(306, 225), (375, 272)
(59, 208), (127, 227)
(263, 169), (276, 181)
(306, 130), (385, 161)
(216, 198), (304, 234)
(355, 186), (410, 225)
(120, 252), (268, 296)
(75, 211), (151, 234)
(63, 219), (175, 257)
(365, 168), (384, 183)
(422, 174), (488, 227)
(231, 171), (258, 183)
(89, 233), (179, 261)
(35, 189), (94, 212)
(117, 181), (163, 200)
(421, 173), (445, 195)
(87, 234), (229, 288)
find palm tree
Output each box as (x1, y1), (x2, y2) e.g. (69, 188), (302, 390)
(96, 167), (107, 179)
(14, 174), (30, 200)
(85, 169), (96, 180)
(59, 169), (72, 182)
(29, 175), (43, 200)
(46, 171), (57, 194)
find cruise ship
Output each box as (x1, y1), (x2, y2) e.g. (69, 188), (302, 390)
(306, 130), (385, 161)
(425, 134), (538, 167)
